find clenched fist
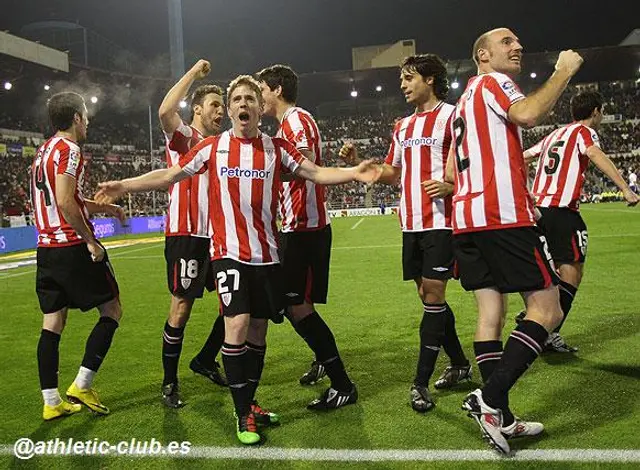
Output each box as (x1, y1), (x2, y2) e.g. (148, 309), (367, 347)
(555, 50), (583, 77)
(189, 59), (211, 79)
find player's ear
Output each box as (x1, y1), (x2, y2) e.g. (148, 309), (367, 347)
(275, 85), (283, 98)
(193, 104), (202, 116)
(477, 47), (489, 63)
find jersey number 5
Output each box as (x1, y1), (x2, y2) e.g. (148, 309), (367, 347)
(453, 117), (469, 173)
(544, 140), (565, 175)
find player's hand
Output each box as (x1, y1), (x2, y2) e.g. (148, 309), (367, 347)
(96, 181), (126, 205)
(555, 50), (583, 77)
(338, 142), (359, 165)
(189, 59), (211, 79)
(87, 241), (105, 263)
(421, 179), (453, 198)
(108, 204), (126, 223)
(353, 159), (382, 184)
(623, 188), (639, 207)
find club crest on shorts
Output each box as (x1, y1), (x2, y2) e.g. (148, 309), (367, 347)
(221, 292), (232, 307)
(181, 278), (192, 289)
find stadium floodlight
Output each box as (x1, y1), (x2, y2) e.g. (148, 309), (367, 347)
(44, 84), (50, 91)
(350, 90), (358, 98)
(179, 100), (187, 108)
(451, 81), (460, 90)
(90, 96), (98, 104)
(375, 85), (382, 92)
(530, 72), (537, 79)
(3, 81), (12, 91)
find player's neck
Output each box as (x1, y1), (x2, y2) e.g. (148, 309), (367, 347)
(276, 101), (295, 123)
(578, 118), (594, 129)
(56, 130), (78, 143)
(190, 118), (208, 137)
(232, 126), (259, 140)
(415, 96), (441, 114)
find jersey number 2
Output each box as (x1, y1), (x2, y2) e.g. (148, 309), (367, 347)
(453, 117), (469, 173)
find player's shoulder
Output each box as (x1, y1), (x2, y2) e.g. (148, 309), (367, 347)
(576, 123), (600, 144)
(439, 102), (456, 118)
(56, 136), (80, 152)
(191, 133), (222, 153)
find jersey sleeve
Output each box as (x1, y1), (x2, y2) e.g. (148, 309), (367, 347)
(179, 138), (212, 176)
(577, 126), (601, 153)
(57, 144), (83, 179)
(281, 113), (315, 160)
(165, 121), (194, 154)
(276, 138), (305, 173)
(485, 73), (526, 119)
(384, 122), (403, 167)
(525, 137), (546, 160)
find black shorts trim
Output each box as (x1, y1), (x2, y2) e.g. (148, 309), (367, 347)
(165, 236), (215, 299)
(36, 243), (119, 313)
(278, 225), (332, 305)
(211, 258), (284, 319)
(536, 207), (588, 264)
(453, 227), (560, 293)
(402, 229), (453, 281)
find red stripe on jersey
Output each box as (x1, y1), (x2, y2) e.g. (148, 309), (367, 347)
(228, 137), (251, 261)
(473, 87), (501, 226)
(250, 138), (272, 263)
(549, 128), (580, 208)
(403, 118), (418, 231)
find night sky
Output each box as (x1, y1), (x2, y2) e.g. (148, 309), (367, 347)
(0, 0), (637, 78)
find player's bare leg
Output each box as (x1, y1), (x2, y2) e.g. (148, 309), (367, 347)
(160, 295), (193, 408)
(39, 308), (81, 420)
(544, 262), (582, 352)
(67, 298), (121, 415)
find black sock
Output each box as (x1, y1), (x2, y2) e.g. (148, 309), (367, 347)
(555, 281), (578, 333)
(221, 342), (250, 417)
(162, 322), (185, 386)
(194, 315), (226, 368)
(482, 320), (548, 426)
(473, 340), (503, 383)
(38, 329), (61, 390)
(414, 303), (446, 387)
(441, 303), (469, 367)
(292, 311), (352, 392)
(245, 342), (266, 403)
(81, 316), (119, 373)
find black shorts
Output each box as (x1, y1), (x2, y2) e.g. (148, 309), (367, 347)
(278, 225), (332, 305)
(36, 243), (119, 314)
(402, 229), (454, 281)
(211, 258), (284, 319)
(536, 207), (588, 263)
(453, 226), (560, 293)
(165, 235), (215, 299)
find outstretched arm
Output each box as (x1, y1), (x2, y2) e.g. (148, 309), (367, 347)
(586, 146), (639, 206)
(294, 158), (381, 185)
(95, 165), (188, 204)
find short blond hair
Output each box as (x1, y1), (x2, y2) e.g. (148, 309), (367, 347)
(226, 75), (264, 107)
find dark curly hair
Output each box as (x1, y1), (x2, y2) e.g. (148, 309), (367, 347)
(401, 54), (449, 100)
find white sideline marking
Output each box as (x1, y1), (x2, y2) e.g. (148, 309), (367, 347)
(0, 243), (162, 278)
(350, 218), (365, 230)
(0, 445), (638, 462)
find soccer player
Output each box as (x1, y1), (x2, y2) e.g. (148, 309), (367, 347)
(157, 59), (228, 408)
(256, 64), (357, 409)
(629, 168), (638, 193)
(95, 75), (379, 445)
(339, 54), (470, 413)
(515, 91), (639, 352)
(447, 28), (583, 453)
(32, 92), (124, 420)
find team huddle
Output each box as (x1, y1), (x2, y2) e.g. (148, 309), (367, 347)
(29, 27), (638, 453)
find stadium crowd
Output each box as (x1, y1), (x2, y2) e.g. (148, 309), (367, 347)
(1, 79), (639, 222)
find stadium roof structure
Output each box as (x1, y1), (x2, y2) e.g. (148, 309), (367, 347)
(296, 45), (640, 112)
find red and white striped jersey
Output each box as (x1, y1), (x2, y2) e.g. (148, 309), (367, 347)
(528, 123), (599, 211)
(164, 121), (209, 238)
(179, 130), (305, 265)
(277, 106), (330, 232)
(30, 136), (91, 247)
(384, 102), (454, 232)
(451, 72), (536, 233)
